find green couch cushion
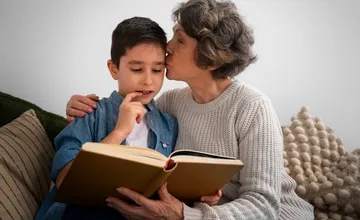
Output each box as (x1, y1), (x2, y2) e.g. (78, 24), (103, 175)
(0, 91), (68, 146)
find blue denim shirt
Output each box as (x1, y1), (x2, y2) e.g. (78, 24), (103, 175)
(36, 90), (178, 220)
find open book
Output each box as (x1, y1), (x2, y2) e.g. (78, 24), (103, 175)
(53, 142), (244, 206)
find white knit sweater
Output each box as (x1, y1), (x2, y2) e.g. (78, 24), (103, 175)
(156, 80), (314, 220)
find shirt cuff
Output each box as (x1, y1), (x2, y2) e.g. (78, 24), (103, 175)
(51, 146), (79, 182)
(183, 203), (203, 220)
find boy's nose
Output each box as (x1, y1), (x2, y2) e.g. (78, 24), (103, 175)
(143, 72), (153, 85)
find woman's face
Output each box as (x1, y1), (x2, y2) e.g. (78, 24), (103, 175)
(165, 24), (205, 82)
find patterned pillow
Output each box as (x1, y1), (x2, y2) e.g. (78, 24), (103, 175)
(282, 107), (360, 220)
(0, 109), (54, 220)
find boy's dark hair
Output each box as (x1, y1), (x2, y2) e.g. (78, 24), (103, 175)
(111, 17), (167, 67)
(173, 0), (257, 79)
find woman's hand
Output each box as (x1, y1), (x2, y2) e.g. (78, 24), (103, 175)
(200, 189), (222, 206)
(106, 183), (184, 220)
(106, 183), (222, 220)
(66, 94), (99, 122)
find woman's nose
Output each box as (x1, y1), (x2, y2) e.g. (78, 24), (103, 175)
(166, 39), (173, 55)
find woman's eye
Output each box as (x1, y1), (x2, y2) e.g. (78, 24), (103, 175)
(178, 39), (183, 44)
(131, 69), (142, 72)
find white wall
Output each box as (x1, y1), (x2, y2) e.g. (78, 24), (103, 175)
(0, 0), (359, 151)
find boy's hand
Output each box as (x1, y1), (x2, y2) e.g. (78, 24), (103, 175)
(115, 92), (144, 136)
(200, 189), (222, 206)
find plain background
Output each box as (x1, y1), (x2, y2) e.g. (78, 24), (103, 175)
(0, 0), (359, 151)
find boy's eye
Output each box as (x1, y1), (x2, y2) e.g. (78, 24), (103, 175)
(153, 69), (162, 73)
(131, 69), (142, 72)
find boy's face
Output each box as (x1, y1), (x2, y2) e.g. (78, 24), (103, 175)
(108, 43), (165, 105)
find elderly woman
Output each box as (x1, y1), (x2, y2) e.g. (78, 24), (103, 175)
(65, 0), (314, 219)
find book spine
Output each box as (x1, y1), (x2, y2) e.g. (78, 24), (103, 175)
(142, 163), (178, 198)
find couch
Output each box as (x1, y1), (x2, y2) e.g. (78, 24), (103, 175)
(0, 91), (67, 220)
(0, 91), (359, 220)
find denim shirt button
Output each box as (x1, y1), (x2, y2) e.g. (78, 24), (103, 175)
(162, 143), (167, 148)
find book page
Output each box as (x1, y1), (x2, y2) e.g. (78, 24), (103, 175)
(82, 143), (168, 164)
(171, 155), (244, 165)
(170, 149), (237, 160)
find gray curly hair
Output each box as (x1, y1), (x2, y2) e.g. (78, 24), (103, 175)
(172, 0), (257, 79)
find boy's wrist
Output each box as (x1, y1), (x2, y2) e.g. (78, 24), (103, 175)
(101, 129), (128, 144)
(112, 128), (128, 138)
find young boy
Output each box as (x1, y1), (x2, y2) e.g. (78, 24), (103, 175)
(36, 17), (219, 220)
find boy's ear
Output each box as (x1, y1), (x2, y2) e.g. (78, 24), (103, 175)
(207, 65), (218, 71)
(107, 59), (119, 80)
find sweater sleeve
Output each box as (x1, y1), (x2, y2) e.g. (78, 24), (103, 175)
(183, 98), (283, 220)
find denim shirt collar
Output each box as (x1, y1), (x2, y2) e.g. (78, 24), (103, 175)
(108, 90), (171, 143)
(109, 90), (157, 111)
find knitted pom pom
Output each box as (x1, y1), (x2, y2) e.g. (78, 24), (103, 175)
(311, 145), (321, 155)
(297, 134), (308, 143)
(292, 119), (302, 126)
(283, 107), (360, 220)
(303, 162), (311, 170)
(344, 176), (355, 185)
(338, 189), (351, 199)
(344, 204), (355, 214)
(330, 151), (340, 162)
(305, 168), (314, 177)
(332, 213), (341, 220)
(315, 121), (325, 130)
(294, 165), (304, 174)
(330, 141), (338, 150)
(334, 178), (344, 187)
(296, 185), (307, 197)
(308, 128), (317, 136)
(320, 139), (330, 148)
(295, 174), (305, 184)
(324, 193), (337, 204)
(301, 152), (311, 162)
(300, 143), (310, 152)
(309, 175), (318, 183)
(310, 136), (320, 145)
(321, 149), (331, 158)
(282, 127), (292, 135)
(295, 126), (306, 134)
(314, 197), (325, 208)
(286, 134), (296, 142)
(290, 158), (301, 166)
(304, 119), (315, 128)
(312, 155), (322, 165)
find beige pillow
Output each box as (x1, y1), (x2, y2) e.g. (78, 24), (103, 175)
(0, 109), (54, 220)
(282, 107), (360, 220)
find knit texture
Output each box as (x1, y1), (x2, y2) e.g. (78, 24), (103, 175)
(156, 80), (314, 220)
